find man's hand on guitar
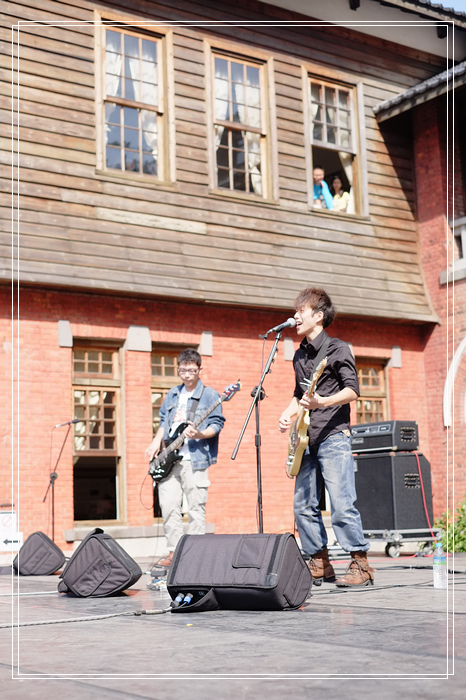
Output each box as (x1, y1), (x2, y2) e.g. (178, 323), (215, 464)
(145, 435), (164, 461)
(299, 392), (326, 410)
(279, 412), (294, 433)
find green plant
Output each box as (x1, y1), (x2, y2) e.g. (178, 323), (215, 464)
(434, 499), (466, 553)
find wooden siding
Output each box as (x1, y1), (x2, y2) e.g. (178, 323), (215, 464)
(0, 0), (445, 322)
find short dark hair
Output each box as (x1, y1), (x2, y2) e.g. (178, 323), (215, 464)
(294, 287), (335, 328)
(177, 348), (202, 368)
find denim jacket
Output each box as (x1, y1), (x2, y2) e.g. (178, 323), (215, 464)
(159, 381), (225, 470)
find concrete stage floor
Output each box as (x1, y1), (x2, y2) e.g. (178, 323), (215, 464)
(0, 552), (465, 700)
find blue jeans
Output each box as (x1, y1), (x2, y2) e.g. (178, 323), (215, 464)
(294, 432), (369, 556)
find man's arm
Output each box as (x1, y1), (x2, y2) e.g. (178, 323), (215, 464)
(299, 387), (358, 411)
(145, 426), (165, 460)
(278, 396), (300, 433)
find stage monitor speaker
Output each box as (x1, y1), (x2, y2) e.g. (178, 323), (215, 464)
(58, 528), (142, 597)
(167, 532), (312, 612)
(13, 531), (66, 575)
(354, 452), (433, 531)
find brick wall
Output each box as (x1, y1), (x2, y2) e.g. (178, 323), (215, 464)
(1, 284), (438, 549)
(413, 99), (466, 519)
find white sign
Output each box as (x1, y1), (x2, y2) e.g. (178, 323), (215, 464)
(0, 511), (23, 552)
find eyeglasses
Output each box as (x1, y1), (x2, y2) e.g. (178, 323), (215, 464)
(178, 367), (200, 375)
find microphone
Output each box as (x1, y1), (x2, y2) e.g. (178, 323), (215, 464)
(54, 419), (79, 429)
(263, 318), (297, 335)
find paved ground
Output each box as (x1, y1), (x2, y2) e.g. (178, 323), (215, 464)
(0, 551), (465, 700)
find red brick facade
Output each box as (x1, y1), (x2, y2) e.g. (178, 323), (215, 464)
(413, 99), (466, 519)
(2, 285), (441, 550)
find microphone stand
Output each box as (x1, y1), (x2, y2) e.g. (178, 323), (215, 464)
(231, 330), (283, 534)
(43, 423), (73, 542)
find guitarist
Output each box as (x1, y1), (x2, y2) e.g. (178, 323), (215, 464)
(145, 349), (225, 567)
(278, 288), (374, 588)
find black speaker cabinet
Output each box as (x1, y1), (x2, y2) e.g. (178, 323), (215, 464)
(354, 452), (433, 531)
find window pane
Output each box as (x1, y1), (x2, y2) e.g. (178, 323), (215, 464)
(217, 167), (230, 188)
(215, 57), (228, 79)
(325, 87), (336, 105)
(106, 30), (121, 54)
(124, 127), (139, 150)
(327, 127), (337, 144)
(231, 62), (244, 83)
(125, 56), (140, 80)
(141, 59), (157, 83)
(125, 78), (139, 101)
(340, 129), (351, 148)
(106, 71), (121, 98)
(125, 151), (139, 171)
(124, 34), (139, 58)
(142, 153), (157, 175)
(311, 83), (321, 101)
(247, 106), (261, 128)
(339, 90), (349, 108)
(141, 82), (157, 105)
(106, 147), (121, 170)
(247, 65), (259, 87)
(326, 107), (336, 125)
(124, 106), (138, 128)
(142, 38), (157, 62)
(215, 98), (229, 121)
(105, 103), (120, 124)
(339, 110), (350, 129)
(106, 124), (120, 147)
(233, 170), (246, 190)
(313, 123), (323, 141)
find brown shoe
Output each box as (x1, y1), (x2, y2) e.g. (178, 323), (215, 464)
(336, 551), (374, 588)
(157, 552), (174, 567)
(308, 548), (336, 586)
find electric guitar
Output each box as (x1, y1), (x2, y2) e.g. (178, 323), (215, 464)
(149, 381), (241, 483)
(285, 359), (327, 477)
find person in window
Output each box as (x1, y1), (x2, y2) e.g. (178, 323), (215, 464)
(313, 166), (333, 209)
(278, 287), (374, 588)
(145, 349), (225, 567)
(331, 175), (350, 213)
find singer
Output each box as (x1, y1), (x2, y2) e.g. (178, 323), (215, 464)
(278, 288), (374, 588)
(145, 349), (225, 568)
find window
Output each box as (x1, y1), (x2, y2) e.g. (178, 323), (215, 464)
(308, 77), (358, 214)
(151, 348), (186, 435)
(355, 362), (388, 424)
(72, 346), (120, 522)
(101, 24), (164, 178)
(73, 389), (117, 453)
(151, 347), (189, 517)
(212, 52), (266, 197)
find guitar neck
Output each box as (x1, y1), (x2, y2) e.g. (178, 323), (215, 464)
(166, 395), (223, 453)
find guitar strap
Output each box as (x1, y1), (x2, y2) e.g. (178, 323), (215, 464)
(306, 336), (330, 446)
(187, 387), (204, 423)
(310, 336), (330, 382)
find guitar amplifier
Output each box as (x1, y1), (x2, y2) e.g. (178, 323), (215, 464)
(350, 420), (419, 454)
(354, 452), (433, 531)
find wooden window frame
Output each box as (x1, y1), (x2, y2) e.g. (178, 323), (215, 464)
(72, 342), (123, 524)
(302, 67), (369, 218)
(205, 38), (278, 203)
(94, 12), (175, 185)
(354, 359), (389, 424)
(150, 344), (191, 435)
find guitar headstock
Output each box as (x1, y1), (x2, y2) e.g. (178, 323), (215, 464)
(222, 380), (241, 401)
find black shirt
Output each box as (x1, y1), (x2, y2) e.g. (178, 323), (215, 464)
(293, 330), (360, 446)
